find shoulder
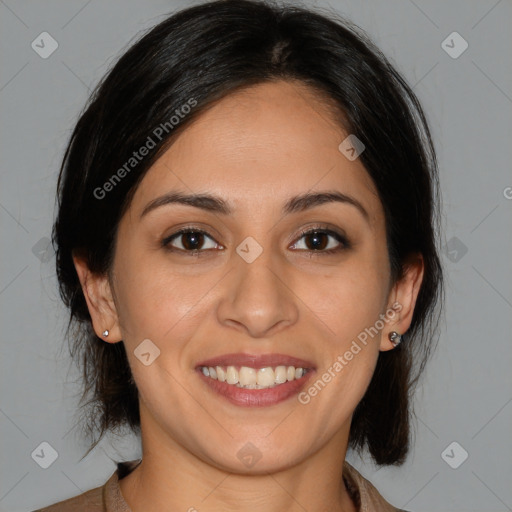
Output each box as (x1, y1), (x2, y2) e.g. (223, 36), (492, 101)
(30, 464), (125, 512)
(31, 483), (104, 512)
(343, 461), (411, 512)
(31, 460), (140, 512)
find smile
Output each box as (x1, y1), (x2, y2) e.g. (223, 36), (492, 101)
(199, 365), (310, 389)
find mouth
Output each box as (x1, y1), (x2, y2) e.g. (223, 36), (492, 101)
(195, 353), (316, 407)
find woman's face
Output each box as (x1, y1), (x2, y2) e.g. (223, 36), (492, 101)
(93, 80), (411, 473)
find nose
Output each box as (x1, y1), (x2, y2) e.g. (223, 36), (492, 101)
(216, 248), (299, 338)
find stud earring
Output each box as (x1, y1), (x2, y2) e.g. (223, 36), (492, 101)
(102, 330), (109, 337)
(388, 331), (402, 348)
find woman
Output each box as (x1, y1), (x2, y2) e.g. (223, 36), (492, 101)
(35, 0), (443, 510)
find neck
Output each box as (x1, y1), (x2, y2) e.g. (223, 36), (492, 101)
(119, 414), (357, 512)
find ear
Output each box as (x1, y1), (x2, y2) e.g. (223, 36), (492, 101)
(380, 253), (424, 351)
(73, 252), (122, 343)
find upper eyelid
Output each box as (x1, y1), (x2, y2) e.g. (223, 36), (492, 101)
(163, 226), (346, 249)
(163, 228), (218, 246)
(291, 228), (348, 249)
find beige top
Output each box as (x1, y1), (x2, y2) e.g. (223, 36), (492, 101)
(33, 459), (408, 512)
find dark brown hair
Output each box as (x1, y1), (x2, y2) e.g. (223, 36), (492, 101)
(53, 0), (443, 466)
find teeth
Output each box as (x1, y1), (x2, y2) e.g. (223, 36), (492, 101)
(216, 366), (226, 382)
(257, 367), (274, 387)
(200, 365), (308, 389)
(239, 366), (257, 386)
(226, 366), (238, 385)
(275, 366), (287, 384)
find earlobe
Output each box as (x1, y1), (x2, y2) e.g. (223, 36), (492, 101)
(380, 253), (424, 351)
(72, 253), (122, 343)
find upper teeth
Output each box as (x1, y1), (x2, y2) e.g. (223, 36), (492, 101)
(200, 365), (307, 389)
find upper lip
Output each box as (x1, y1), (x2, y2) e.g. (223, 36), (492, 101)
(196, 353), (316, 370)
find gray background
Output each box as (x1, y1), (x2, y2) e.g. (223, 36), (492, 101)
(1, 0), (511, 511)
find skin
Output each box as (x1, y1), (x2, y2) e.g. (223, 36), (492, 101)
(74, 80), (424, 512)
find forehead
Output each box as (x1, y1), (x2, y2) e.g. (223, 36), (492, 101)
(130, 80), (381, 221)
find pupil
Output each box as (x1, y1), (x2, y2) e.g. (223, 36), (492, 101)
(306, 231), (327, 250)
(183, 232), (203, 250)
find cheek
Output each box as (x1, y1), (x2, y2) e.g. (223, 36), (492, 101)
(294, 255), (387, 410)
(113, 251), (218, 348)
(302, 261), (388, 341)
(298, 273), (383, 428)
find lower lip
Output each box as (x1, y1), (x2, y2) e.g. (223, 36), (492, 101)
(197, 369), (315, 407)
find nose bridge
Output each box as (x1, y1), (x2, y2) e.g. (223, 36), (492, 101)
(216, 238), (299, 337)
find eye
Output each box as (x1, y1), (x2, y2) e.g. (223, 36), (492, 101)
(162, 229), (221, 253)
(162, 226), (349, 256)
(290, 228), (349, 254)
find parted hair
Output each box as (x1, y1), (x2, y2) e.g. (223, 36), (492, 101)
(53, 0), (443, 466)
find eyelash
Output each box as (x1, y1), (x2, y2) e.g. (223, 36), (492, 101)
(161, 225), (350, 257)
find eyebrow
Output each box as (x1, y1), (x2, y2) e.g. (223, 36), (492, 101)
(140, 190), (370, 222)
